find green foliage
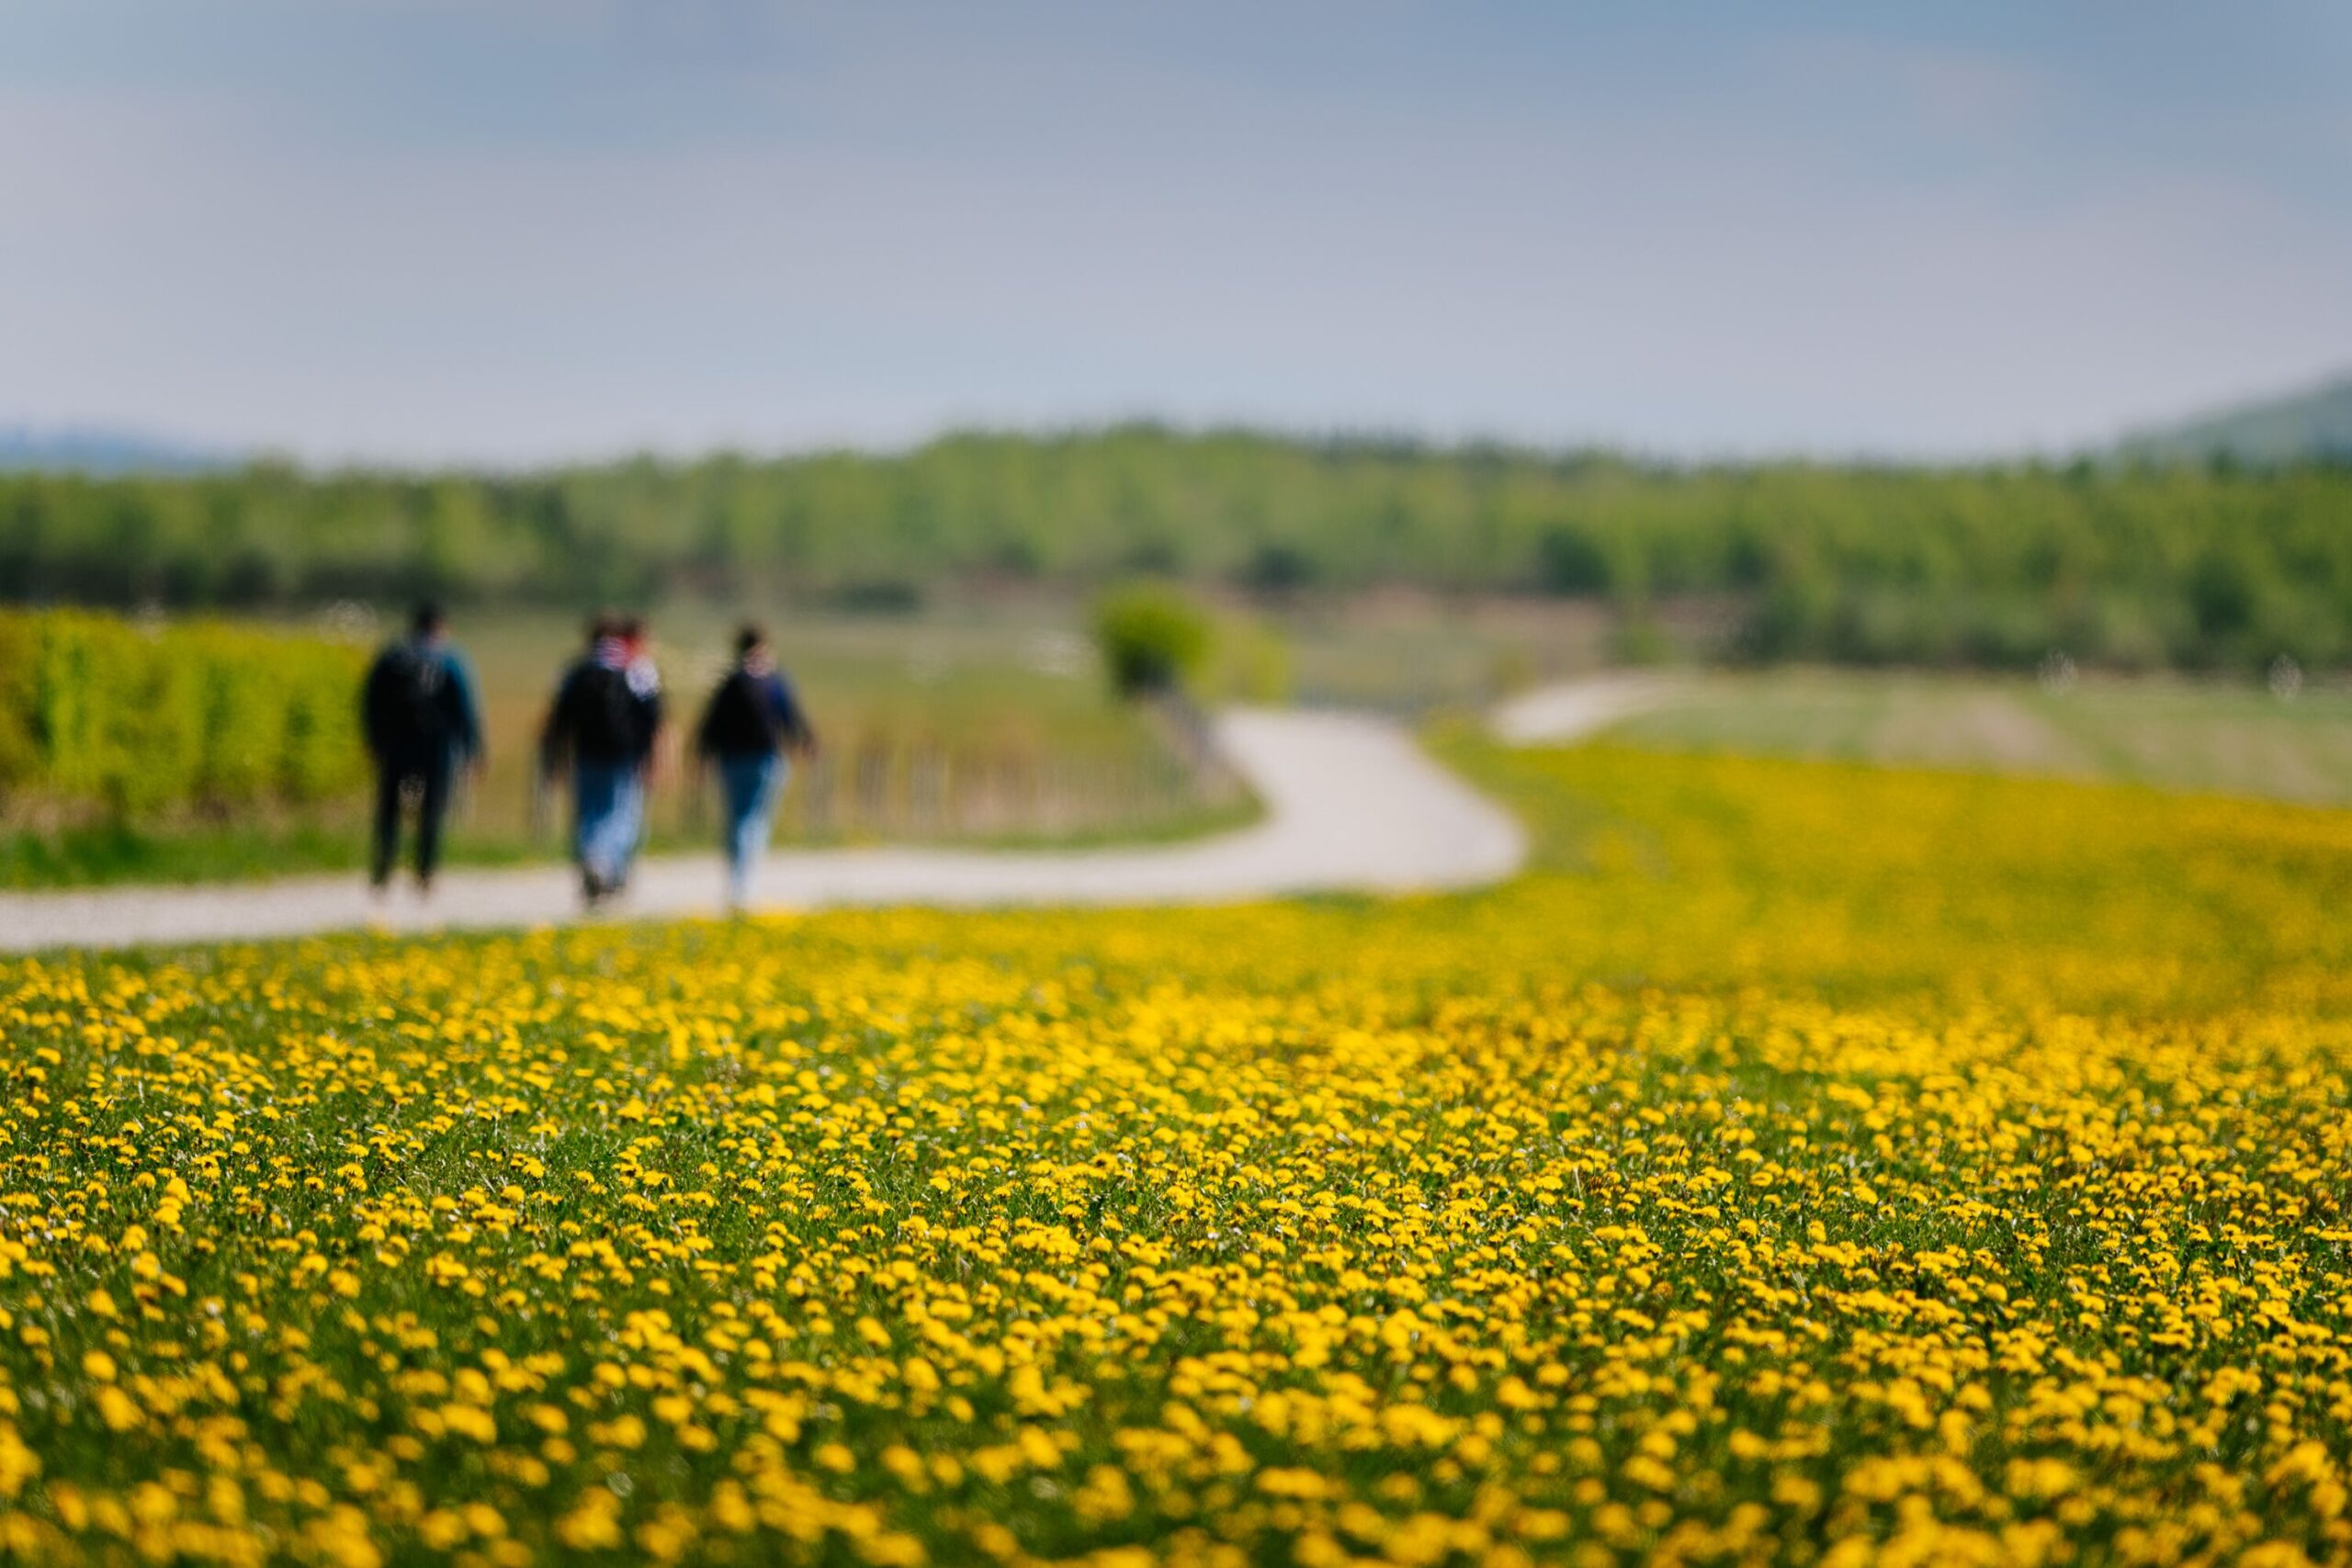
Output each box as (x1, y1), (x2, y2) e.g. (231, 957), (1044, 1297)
(1595, 667), (2352, 807)
(1216, 616), (1294, 705)
(1535, 525), (1614, 595)
(4, 429), (2351, 671)
(1092, 586), (1212, 698)
(0, 609), (368, 825)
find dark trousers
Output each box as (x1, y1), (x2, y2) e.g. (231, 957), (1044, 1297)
(371, 755), (453, 886)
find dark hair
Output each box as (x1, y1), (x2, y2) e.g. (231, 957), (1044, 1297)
(412, 601), (447, 637)
(735, 624), (767, 658)
(585, 611), (618, 645)
(616, 615), (647, 643)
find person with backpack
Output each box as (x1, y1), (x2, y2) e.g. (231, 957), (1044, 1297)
(540, 614), (662, 906)
(694, 624), (818, 908)
(359, 601), (484, 896)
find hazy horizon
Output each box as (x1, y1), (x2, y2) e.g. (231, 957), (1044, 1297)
(7, 387), (2350, 479)
(6, 2), (2349, 467)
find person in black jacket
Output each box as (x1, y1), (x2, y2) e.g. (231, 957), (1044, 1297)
(359, 601), (483, 896)
(694, 624), (816, 907)
(539, 614), (662, 905)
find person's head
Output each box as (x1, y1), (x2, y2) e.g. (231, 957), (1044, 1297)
(585, 611), (618, 649)
(734, 624), (768, 662)
(617, 615), (648, 653)
(411, 601), (447, 642)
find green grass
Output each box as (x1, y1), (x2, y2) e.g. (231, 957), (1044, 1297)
(1264, 592), (1637, 710)
(0, 791), (1263, 892)
(0, 821), (382, 889)
(1601, 666), (2352, 804)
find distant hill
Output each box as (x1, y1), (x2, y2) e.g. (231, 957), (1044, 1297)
(2120, 372), (2352, 466)
(0, 426), (229, 475)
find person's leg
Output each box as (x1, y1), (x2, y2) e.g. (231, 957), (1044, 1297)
(574, 761), (618, 897)
(717, 757), (748, 901)
(370, 762), (404, 889)
(719, 756), (756, 903)
(721, 754), (781, 906)
(611, 769), (646, 889)
(582, 761), (644, 896)
(749, 756), (786, 897)
(414, 760), (452, 888)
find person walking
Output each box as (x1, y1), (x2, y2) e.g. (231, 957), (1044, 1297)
(539, 614), (662, 906)
(695, 624), (817, 908)
(359, 601), (483, 897)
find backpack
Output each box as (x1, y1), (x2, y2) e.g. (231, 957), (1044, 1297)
(370, 642), (449, 748)
(568, 661), (642, 759)
(702, 670), (779, 757)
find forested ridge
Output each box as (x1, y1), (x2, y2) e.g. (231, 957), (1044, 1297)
(5, 425), (2349, 671)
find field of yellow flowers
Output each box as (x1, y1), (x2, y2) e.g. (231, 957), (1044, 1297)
(4, 740), (2351, 1567)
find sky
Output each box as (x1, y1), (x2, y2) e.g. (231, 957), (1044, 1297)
(2, 0), (2349, 467)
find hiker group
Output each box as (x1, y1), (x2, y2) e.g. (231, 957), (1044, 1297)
(361, 604), (816, 909)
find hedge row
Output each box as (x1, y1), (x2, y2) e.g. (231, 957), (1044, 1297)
(0, 610), (369, 822)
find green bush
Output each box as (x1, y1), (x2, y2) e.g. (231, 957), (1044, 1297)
(1092, 586), (1213, 699)
(0, 609), (368, 824)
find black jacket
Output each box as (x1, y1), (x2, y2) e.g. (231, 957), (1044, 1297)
(695, 668), (812, 760)
(361, 638), (483, 764)
(542, 655), (661, 767)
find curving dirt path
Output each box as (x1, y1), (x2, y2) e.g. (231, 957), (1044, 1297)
(0, 708), (1529, 953)
(1489, 671), (1680, 746)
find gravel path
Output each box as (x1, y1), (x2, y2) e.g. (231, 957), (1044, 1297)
(0, 707), (1528, 953)
(1490, 671), (1680, 745)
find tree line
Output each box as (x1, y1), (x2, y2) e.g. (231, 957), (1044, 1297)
(5, 426), (2348, 671)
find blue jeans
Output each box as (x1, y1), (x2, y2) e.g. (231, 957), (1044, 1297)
(573, 761), (644, 890)
(718, 753), (786, 902)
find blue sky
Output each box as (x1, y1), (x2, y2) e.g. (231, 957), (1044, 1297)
(2, 1), (2347, 465)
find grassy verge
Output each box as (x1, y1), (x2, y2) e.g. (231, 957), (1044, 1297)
(1600, 665), (2352, 804)
(0, 791), (1263, 890)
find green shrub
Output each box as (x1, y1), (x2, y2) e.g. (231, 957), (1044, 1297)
(1092, 586), (1213, 699)
(0, 609), (368, 824)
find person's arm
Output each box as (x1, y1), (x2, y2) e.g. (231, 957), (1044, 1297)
(446, 652), (486, 769)
(693, 686), (721, 762)
(685, 691), (718, 829)
(538, 670), (576, 777)
(770, 674), (816, 756)
(636, 686), (665, 778)
(359, 651), (390, 758)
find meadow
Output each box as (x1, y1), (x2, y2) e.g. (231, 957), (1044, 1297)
(1595, 669), (2352, 806)
(3, 739), (2349, 1564)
